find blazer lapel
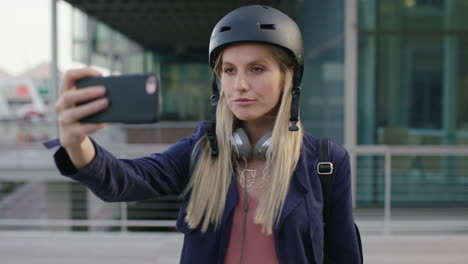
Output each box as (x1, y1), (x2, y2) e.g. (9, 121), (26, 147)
(276, 153), (311, 230)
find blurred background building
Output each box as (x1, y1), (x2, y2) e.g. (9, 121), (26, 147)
(0, 0), (467, 235)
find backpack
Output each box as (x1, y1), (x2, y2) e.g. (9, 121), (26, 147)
(317, 138), (363, 263)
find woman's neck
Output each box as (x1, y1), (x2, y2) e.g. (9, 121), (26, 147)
(241, 118), (275, 146)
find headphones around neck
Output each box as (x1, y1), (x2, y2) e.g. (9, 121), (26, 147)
(231, 128), (272, 160)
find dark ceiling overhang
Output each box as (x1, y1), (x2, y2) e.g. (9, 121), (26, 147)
(63, 0), (300, 60)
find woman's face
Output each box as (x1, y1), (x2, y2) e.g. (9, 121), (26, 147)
(220, 43), (283, 122)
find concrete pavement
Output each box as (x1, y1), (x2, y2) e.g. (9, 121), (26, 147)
(1, 232), (468, 263)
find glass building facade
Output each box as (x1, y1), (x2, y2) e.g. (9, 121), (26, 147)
(358, 0), (468, 146)
(356, 0), (468, 207)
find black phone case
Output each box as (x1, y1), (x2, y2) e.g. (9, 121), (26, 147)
(76, 74), (159, 123)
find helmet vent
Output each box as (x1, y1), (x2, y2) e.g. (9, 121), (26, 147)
(260, 24), (276, 30)
(220, 26), (231, 32)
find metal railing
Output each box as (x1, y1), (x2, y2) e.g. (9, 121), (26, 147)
(1, 143), (468, 234)
(350, 145), (468, 234)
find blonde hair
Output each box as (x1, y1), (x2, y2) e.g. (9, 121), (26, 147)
(182, 45), (303, 234)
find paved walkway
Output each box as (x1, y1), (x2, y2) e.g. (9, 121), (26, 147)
(1, 232), (468, 263)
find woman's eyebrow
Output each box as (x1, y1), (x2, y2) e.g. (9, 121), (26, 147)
(222, 61), (234, 66)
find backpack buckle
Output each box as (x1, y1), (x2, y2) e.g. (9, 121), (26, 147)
(317, 162), (333, 175)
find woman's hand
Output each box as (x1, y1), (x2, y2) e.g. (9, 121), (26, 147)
(55, 67), (109, 168)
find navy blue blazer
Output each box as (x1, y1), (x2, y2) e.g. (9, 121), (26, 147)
(53, 122), (361, 263)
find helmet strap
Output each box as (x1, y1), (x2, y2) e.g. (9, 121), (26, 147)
(289, 65), (302, 131)
(207, 77), (220, 156)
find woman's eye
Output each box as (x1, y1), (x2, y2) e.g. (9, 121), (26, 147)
(224, 68), (234, 73)
(252, 67), (264, 72)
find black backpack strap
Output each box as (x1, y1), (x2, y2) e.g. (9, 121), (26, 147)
(317, 138), (363, 264)
(317, 138), (333, 262)
(317, 138), (333, 224)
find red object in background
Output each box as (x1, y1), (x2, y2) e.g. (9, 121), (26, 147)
(16, 84), (29, 97)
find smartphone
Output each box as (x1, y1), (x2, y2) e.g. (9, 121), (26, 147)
(76, 74), (159, 124)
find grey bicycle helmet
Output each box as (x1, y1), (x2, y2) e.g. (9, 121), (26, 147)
(209, 5), (303, 72)
(206, 5), (304, 156)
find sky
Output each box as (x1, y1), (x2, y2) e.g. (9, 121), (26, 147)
(0, 0), (79, 75)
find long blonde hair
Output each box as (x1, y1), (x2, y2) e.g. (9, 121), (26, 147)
(182, 45), (303, 234)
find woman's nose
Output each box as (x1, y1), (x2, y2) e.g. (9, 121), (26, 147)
(234, 72), (248, 91)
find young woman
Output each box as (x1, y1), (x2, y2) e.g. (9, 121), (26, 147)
(52, 5), (361, 264)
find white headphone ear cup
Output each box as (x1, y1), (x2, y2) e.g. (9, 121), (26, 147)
(231, 128), (252, 160)
(255, 131), (272, 160)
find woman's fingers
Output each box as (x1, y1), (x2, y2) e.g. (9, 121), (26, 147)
(56, 85), (106, 112)
(58, 97), (109, 125)
(56, 67), (106, 150)
(59, 67), (102, 96)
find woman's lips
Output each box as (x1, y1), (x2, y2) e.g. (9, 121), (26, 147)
(234, 98), (255, 106)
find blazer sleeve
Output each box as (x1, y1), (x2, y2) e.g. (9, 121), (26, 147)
(327, 143), (362, 263)
(53, 122), (207, 202)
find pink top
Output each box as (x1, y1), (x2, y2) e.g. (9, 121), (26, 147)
(224, 184), (279, 264)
